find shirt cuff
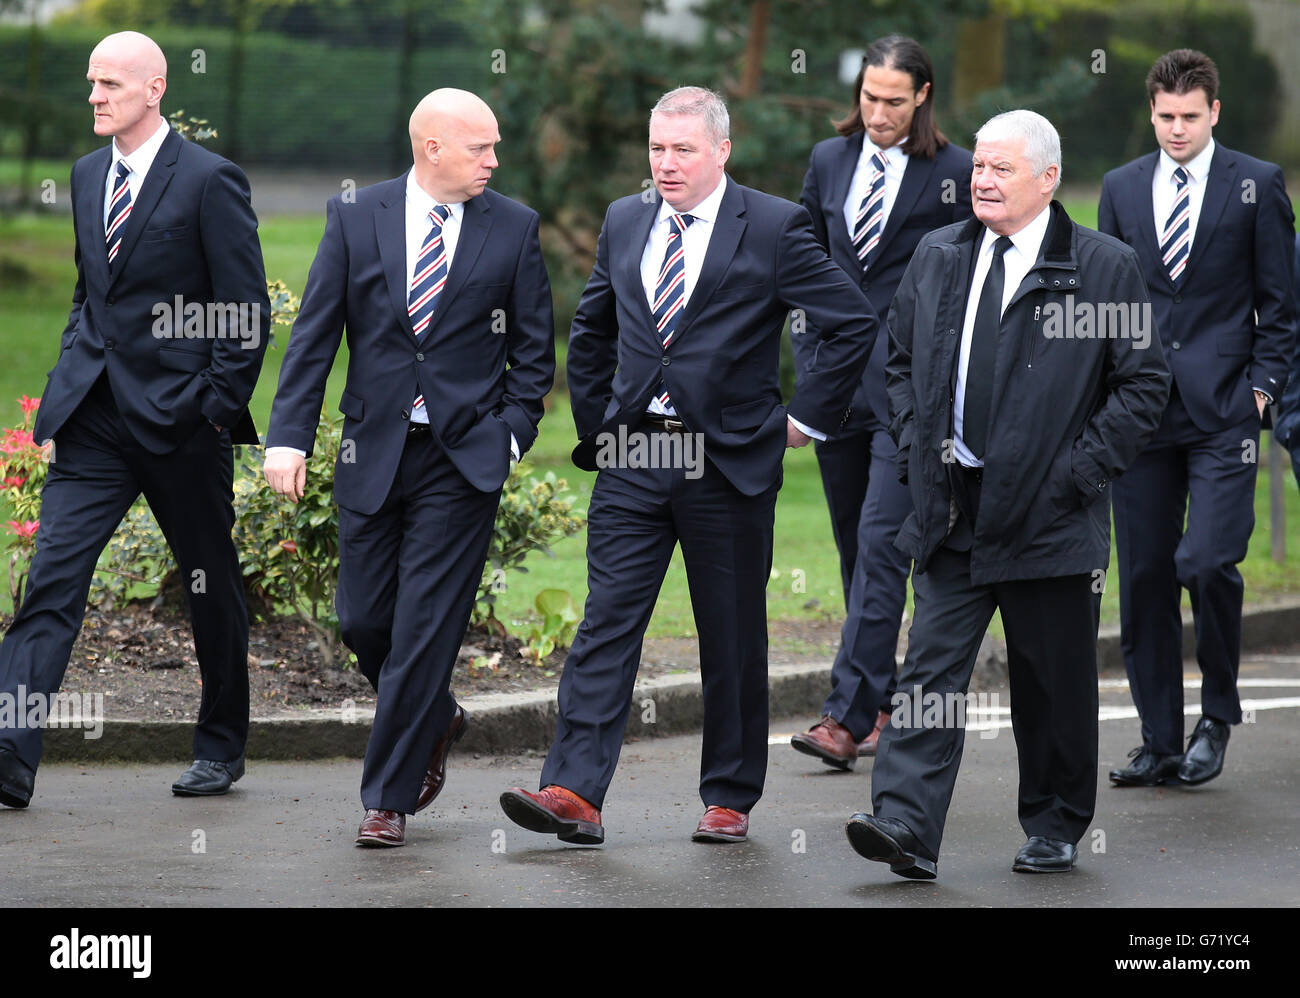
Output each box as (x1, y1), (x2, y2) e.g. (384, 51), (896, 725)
(265, 446), (307, 458)
(787, 415), (826, 442)
(1252, 388), (1274, 404)
(510, 433), (520, 462)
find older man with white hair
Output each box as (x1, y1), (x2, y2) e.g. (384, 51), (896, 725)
(844, 110), (1171, 878)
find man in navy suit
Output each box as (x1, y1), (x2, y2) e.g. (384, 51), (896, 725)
(500, 86), (876, 845)
(790, 35), (972, 768)
(1100, 49), (1296, 788)
(0, 31), (269, 809)
(263, 89), (554, 847)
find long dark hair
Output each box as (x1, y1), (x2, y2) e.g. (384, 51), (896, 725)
(834, 34), (948, 159)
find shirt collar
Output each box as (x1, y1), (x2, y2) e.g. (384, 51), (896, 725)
(111, 118), (171, 180)
(982, 201), (1052, 261)
(405, 171), (465, 224)
(1158, 138), (1215, 185)
(866, 137), (908, 167)
(657, 173), (727, 227)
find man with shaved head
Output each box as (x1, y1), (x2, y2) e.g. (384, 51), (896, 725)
(0, 31), (270, 809)
(263, 88), (554, 847)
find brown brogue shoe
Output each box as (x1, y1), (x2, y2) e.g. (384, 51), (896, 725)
(355, 808), (406, 847)
(857, 710), (892, 756)
(692, 805), (748, 843)
(499, 785), (604, 844)
(790, 715), (857, 770)
(415, 706), (468, 812)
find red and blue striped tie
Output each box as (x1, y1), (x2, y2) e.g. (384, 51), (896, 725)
(652, 213), (693, 411)
(105, 161), (132, 265)
(409, 204), (451, 419)
(1160, 167), (1191, 283)
(852, 152), (887, 271)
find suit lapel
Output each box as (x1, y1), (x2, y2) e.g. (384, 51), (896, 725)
(422, 193), (492, 343)
(81, 147), (113, 287)
(672, 176), (746, 344)
(375, 176), (416, 338)
(829, 134), (863, 266)
(1178, 145), (1233, 289)
(107, 128), (180, 289)
(620, 193), (662, 334)
(876, 152), (933, 261)
(1131, 152), (1168, 290)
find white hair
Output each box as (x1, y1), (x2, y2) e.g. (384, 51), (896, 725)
(651, 86), (730, 148)
(975, 109), (1062, 191)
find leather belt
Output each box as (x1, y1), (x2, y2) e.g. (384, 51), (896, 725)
(643, 414), (688, 434)
(407, 422), (431, 436)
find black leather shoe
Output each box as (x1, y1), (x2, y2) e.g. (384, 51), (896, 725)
(0, 749), (35, 809)
(845, 813), (937, 880)
(1178, 717), (1230, 786)
(1109, 745), (1183, 786)
(1013, 836), (1077, 873)
(171, 757), (246, 797)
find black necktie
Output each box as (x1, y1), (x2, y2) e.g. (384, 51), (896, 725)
(963, 235), (1013, 460)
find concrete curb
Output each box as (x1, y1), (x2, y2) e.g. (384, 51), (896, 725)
(41, 597), (1300, 762)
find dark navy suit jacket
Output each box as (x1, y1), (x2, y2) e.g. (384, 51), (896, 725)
(35, 127), (270, 452)
(1099, 144), (1296, 433)
(794, 134), (973, 430)
(265, 175), (556, 514)
(567, 175), (877, 497)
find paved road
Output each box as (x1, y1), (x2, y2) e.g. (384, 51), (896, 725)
(2, 653), (1297, 908)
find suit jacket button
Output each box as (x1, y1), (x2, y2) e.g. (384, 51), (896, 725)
(105, 339), (115, 350)
(416, 352), (424, 361)
(1173, 295), (1182, 303)
(401, 409), (409, 420)
(661, 355), (670, 366)
(106, 297), (115, 305)
(1172, 341), (1181, 350)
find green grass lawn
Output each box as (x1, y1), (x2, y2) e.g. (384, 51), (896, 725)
(3, 202), (1300, 647)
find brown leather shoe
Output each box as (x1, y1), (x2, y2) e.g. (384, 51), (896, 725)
(857, 709), (892, 756)
(692, 805), (748, 843)
(355, 809), (406, 847)
(499, 785), (604, 844)
(414, 706), (468, 812)
(790, 715), (857, 770)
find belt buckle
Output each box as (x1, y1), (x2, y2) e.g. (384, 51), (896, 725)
(662, 417), (685, 434)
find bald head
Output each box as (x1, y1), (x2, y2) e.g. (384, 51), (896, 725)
(409, 89), (500, 203)
(87, 31), (168, 154)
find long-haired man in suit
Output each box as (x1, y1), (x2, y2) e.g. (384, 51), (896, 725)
(790, 35), (973, 768)
(1100, 49), (1296, 789)
(0, 31), (270, 808)
(264, 90), (555, 847)
(500, 87), (876, 845)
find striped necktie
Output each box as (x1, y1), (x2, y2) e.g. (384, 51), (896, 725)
(1160, 166), (1190, 283)
(409, 204), (452, 420)
(852, 151), (887, 270)
(652, 213), (694, 412)
(106, 161), (132, 265)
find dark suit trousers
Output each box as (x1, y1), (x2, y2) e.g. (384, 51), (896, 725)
(1113, 390), (1258, 755)
(871, 512), (1100, 860)
(813, 428), (872, 602)
(0, 373), (248, 770)
(542, 444), (779, 812)
(820, 426), (911, 738)
(337, 429), (500, 813)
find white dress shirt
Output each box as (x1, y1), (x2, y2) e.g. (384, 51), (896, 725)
(1152, 138), (1214, 261)
(640, 174), (822, 438)
(953, 204), (1052, 467)
(842, 137), (909, 248)
(103, 118), (172, 229)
